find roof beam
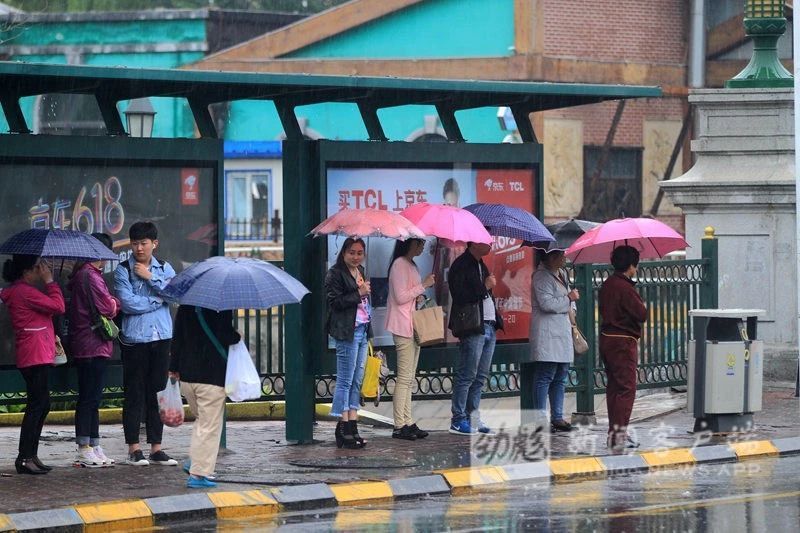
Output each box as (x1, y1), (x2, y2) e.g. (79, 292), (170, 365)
(200, 0), (425, 64)
(0, 93), (30, 134)
(707, 14), (746, 59)
(435, 104), (464, 143)
(94, 93), (126, 136)
(357, 100), (387, 142)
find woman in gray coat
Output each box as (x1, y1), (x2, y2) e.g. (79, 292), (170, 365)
(530, 249), (580, 432)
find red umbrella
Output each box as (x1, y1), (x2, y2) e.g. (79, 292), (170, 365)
(400, 202), (492, 246)
(565, 217), (689, 264)
(309, 208), (426, 240)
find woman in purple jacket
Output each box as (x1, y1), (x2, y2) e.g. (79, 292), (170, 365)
(67, 233), (120, 468)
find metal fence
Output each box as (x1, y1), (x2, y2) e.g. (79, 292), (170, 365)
(0, 243), (717, 412)
(225, 217), (282, 242)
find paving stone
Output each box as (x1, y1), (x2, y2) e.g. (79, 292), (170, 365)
(269, 483), (337, 510)
(771, 436), (800, 455)
(690, 445), (737, 464)
(145, 493), (216, 523)
(388, 475), (451, 499)
(7, 509), (83, 532)
(501, 461), (552, 483)
(598, 454), (649, 473)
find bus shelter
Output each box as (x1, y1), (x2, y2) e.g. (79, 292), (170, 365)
(0, 61), (659, 443)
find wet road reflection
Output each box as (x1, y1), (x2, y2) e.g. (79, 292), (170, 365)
(161, 455), (800, 532)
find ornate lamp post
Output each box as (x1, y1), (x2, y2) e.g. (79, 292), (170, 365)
(726, 0), (793, 88)
(124, 98), (156, 137)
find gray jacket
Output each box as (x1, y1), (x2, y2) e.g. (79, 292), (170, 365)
(529, 266), (574, 363)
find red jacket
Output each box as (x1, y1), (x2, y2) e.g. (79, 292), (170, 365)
(598, 272), (647, 339)
(0, 280), (65, 368)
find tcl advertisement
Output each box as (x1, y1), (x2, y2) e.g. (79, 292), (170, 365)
(326, 166), (536, 346)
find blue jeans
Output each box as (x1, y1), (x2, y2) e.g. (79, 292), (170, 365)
(330, 324), (369, 418)
(451, 323), (496, 425)
(533, 361), (570, 421)
(75, 357), (108, 446)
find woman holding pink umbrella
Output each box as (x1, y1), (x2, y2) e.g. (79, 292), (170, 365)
(325, 238), (371, 449)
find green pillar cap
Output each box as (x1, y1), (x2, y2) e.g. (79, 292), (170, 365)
(726, 0), (793, 88)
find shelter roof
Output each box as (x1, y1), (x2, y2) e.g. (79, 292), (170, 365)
(0, 61), (660, 142)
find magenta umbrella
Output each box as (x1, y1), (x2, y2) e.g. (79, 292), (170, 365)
(309, 208), (426, 240)
(400, 202), (492, 246)
(565, 217), (689, 264)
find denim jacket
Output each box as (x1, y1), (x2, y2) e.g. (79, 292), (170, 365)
(114, 256), (175, 344)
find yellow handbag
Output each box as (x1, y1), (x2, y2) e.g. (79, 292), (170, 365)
(360, 342), (384, 402)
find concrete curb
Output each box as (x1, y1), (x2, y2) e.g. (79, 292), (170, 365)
(0, 438), (796, 531)
(0, 401), (387, 427)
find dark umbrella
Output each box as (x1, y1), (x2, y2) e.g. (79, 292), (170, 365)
(162, 256), (309, 311)
(543, 219), (601, 251)
(0, 229), (118, 261)
(463, 203), (554, 243)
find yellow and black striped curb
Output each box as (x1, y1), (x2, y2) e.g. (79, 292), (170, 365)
(1, 437), (798, 531)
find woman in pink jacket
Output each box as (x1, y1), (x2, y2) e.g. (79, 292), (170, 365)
(67, 233), (119, 468)
(385, 238), (434, 441)
(0, 254), (65, 475)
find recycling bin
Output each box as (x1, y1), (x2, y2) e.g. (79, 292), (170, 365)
(687, 309), (764, 433)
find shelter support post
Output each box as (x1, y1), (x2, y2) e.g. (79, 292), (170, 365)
(700, 228), (719, 309)
(283, 140), (322, 443)
(571, 263), (596, 425)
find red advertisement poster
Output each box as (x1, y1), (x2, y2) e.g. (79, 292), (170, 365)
(475, 168), (536, 341)
(181, 168), (200, 206)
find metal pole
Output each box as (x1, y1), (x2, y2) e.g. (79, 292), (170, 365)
(793, 19), (800, 397)
(688, 0), (706, 89)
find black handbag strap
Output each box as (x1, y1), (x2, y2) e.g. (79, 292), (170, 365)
(195, 306), (228, 361)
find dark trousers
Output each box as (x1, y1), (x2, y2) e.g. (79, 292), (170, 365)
(121, 340), (170, 445)
(599, 335), (639, 438)
(75, 357), (108, 446)
(18, 364), (50, 459)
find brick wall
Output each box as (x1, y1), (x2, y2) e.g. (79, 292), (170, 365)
(546, 97), (685, 147)
(544, 0), (687, 65)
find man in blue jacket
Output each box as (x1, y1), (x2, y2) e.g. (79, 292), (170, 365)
(114, 221), (178, 466)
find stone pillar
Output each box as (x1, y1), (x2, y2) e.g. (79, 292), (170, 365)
(660, 88), (796, 379)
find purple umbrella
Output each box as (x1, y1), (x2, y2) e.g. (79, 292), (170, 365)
(0, 229), (118, 261)
(463, 203), (554, 244)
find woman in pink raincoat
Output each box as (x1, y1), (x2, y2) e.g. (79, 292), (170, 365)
(0, 254), (65, 475)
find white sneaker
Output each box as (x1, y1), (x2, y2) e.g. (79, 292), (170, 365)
(93, 446), (115, 466)
(74, 446), (103, 468)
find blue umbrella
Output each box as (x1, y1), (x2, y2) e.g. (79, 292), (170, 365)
(0, 229), (118, 261)
(463, 203), (554, 244)
(162, 256), (309, 311)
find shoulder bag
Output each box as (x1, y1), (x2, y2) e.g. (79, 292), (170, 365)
(82, 271), (120, 341)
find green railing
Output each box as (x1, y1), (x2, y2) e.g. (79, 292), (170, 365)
(0, 237), (718, 413)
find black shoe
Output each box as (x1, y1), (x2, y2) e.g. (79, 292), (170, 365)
(409, 423), (429, 439)
(551, 420), (574, 432)
(15, 457), (47, 475)
(31, 456), (52, 471)
(339, 421), (360, 450)
(625, 436), (640, 448)
(348, 420), (366, 448)
(392, 425), (417, 441)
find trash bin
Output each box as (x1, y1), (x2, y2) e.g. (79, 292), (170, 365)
(687, 309), (764, 433)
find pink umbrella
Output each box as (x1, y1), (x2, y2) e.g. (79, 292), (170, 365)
(565, 217), (689, 264)
(400, 202), (492, 246)
(309, 208), (426, 240)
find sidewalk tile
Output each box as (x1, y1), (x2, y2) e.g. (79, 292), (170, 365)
(389, 475), (451, 499)
(598, 454), (649, 474)
(729, 440), (779, 459)
(144, 493), (216, 523)
(640, 448), (695, 468)
(501, 461), (552, 482)
(74, 499), (153, 531)
(207, 490), (278, 519)
(269, 483), (337, 510)
(330, 481), (393, 505)
(7, 509), (83, 532)
(549, 457), (606, 480)
(771, 436), (800, 455)
(690, 444), (737, 463)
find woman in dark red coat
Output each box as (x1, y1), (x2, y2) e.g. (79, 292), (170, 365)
(598, 245), (647, 453)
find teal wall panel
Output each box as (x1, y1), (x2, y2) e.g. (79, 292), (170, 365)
(0, 20), (205, 46)
(288, 0), (514, 59)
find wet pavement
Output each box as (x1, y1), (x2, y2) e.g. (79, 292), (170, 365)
(0, 382), (796, 516)
(170, 454), (800, 531)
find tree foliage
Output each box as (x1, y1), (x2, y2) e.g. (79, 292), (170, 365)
(3, 0), (349, 13)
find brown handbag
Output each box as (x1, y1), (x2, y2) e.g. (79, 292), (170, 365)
(568, 307), (590, 355)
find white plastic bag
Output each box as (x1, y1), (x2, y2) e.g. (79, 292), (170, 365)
(225, 340), (262, 402)
(157, 377), (184, 427)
